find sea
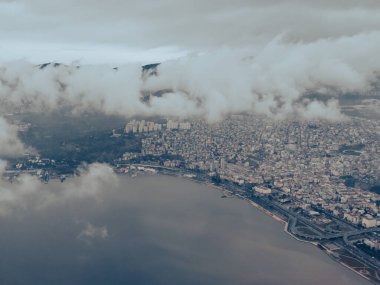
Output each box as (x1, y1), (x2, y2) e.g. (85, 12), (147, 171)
(0, 174), (370, 285)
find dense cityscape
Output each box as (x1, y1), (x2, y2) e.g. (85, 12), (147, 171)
(138, 115), (380, 226)
(4, 113), (380, 283)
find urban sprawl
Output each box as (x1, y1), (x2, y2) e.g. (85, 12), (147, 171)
(5, 114), (380, 283)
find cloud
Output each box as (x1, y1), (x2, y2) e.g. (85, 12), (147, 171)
(0, 32), (379, 122)
(0, 162), (118, 216)
(0, 116), (26, 157)
(144, 32), (380, 120)
(77, 222), (108, 243)
(0, 61), (146, 116)
(296, 99), (346, 121)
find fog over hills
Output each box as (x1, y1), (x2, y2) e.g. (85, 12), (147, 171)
(2, 34), (380, 121)
(0, 0), (379, 156)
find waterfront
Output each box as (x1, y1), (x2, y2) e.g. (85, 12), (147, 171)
(0, 175), (371, 285)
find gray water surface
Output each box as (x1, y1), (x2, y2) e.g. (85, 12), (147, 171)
(0, 175), (370, 285)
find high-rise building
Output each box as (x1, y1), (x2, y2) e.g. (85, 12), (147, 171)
(220, 158), (226, 170)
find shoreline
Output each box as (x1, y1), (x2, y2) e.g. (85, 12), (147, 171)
(318, 243), (373, 284)
(182, 174), (377, 284)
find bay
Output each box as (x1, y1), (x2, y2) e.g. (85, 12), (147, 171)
(0, 175), (370, 285)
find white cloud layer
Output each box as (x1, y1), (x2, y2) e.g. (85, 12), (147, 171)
(0, 31), (379, 122)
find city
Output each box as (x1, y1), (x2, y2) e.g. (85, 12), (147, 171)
(5, 114), (380, 283)
(2, 0), (380, 284)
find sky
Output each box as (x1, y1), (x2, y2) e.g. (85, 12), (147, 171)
(1, 0), (380, 64)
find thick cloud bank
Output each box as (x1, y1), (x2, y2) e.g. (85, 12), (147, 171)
(1, 32), (380, 122)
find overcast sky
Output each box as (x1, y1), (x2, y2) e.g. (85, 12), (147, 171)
(1, 0), (380, 64)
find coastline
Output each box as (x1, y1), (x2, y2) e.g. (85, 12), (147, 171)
(47, 169), (380, 284)
(182, 175), (377, 285)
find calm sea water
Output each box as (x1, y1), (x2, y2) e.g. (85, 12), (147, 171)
(0, 175), (370, 285)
